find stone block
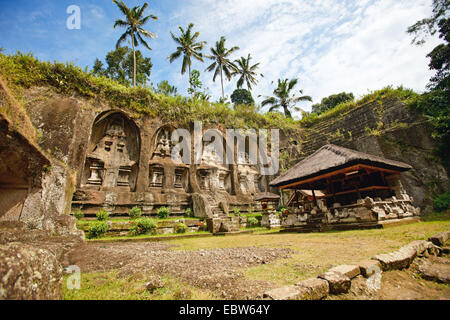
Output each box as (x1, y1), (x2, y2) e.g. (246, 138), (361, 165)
(358, 260), (381, 277)
(295, 278), (329, 300)
(373, 247), (416, 271)
(418, 257), (450, 284)
(318, 271), (351, 294)
(263, 285), (303, 300)
(328, 265), (360, 279)
(428, 231), (449, 247)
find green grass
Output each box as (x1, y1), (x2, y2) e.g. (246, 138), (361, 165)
(167, 218), (450, 285)
(89, 230), (212, 242)
(63, 218), (449, 299)
(63, 270), (218, 300)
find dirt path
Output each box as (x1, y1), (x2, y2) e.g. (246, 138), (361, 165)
(68, 241), (293, 299)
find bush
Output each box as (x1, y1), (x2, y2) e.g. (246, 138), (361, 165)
(88, 221), (108, 239)
(157, 207), (170, 219)
(434, 193), (450, 212)
(96, 209), (109, 221)
(175, 222), (188, 234)
(129, 206), (142, 220)
(73, 209), (84, 220)
(185, 208), (193, 217)
(129, 218), (157, 236)
(198, 221), (208, 231)
(233, 207), (240, 216)
(246, 217), (259, 228)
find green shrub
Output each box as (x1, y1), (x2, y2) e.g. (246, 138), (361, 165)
(175, 222), (188, 234)
(233, 207), (240, 216)
(129, 218), (157, 236)
(96, 209), (109, 221)
(87, 221), (108, 239)
(129, 206), (142, 220)
(246, 217), (259, 228)
(434, 193), (450, 212)
(157, 207), (170, 219)
(185, 208), (193, 217)
(198, 221), (208, 231)
(73, 209), (84, 220)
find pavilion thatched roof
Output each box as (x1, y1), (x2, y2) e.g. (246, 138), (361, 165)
(254, 192), (280, 201)
(270, 144), (412, 188)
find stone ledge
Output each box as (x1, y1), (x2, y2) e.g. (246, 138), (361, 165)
(295, 278), (329, 300)
(428, 231), (450, 247)
(328, 265), (360, 279)
(262, 233), (448, 300)
(318, 271), (351, 294)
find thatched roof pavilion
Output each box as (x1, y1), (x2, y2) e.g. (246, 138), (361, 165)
(270, 144), (412, 206)
(254, 192), (280, 202)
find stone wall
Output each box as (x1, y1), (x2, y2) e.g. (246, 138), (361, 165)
(298, 97), (448, 212)
(20, 87), (288, 219)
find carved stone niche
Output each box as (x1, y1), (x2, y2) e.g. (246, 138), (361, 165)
(150, 164), (164, 188)
(152, 126), (174, 160)
(82, 111), (140, 191)
(238, 173), (248, 193)
(217, 168), (231, 193)
(197, 169), (211, 191)
(174, 167), (188, 190)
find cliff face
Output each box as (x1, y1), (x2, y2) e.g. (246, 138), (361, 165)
(298, 97), (448, 212)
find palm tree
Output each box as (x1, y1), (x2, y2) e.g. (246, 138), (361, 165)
(205, 36), (239, 99)
(261, 78), (312, 118)
(168, 23), (206, 94)
(113, 0), (157, 87)
(233, 54), (262, 91)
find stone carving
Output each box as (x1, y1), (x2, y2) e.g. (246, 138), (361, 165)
(150, 165), (164, 188)
(85, 116), (136, 190)
(198, 169), (210, 190)
(174, 167), (186, 189)
(152, 127), (173, 159)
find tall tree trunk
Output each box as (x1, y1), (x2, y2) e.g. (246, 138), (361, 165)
(220, 65), (224, 99)
(188, 62), (192, 97)
(132, 35), (136, 87)
(283, 105), (291, 118)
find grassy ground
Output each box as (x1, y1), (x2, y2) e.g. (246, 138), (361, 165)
(63, 271), (218, 300)
(63, 215), (449, 300)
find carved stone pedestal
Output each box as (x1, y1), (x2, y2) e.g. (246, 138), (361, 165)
(261, 211), (281, 229)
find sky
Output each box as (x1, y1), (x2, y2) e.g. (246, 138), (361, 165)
(0, 0), (441, 116)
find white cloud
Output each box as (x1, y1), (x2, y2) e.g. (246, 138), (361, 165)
(154, 0), (440, 116)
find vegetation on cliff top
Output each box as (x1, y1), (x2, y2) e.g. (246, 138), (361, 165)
(300, 86), (420, 128)
(0, 52), (298, 131)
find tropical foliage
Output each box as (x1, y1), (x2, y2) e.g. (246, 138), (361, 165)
(92, 47), (152, 86)
(168, 23), (206, 94)
(231, 88), (254, 106)
(261, 78), (312, 118)
(407, 0), (449, 173)
(205, 36), (239, 99)
(233, 54), (262, 91)
(311, 92), (354, 115)
(113, 0), (157, 86)
(154, 80), (178, 96)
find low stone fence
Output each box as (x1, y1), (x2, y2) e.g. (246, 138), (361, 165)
(264, 230), (449, 300)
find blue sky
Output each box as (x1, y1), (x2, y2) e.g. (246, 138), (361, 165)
(0, 0), (440, 116)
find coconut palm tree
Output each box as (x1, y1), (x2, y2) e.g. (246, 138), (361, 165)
(261, 78), (312, 118)
(168, 23), (206, 94)
(113, 0), (158, 86)
(233, 54), (262, 91)
(205, 36), (239, 99)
